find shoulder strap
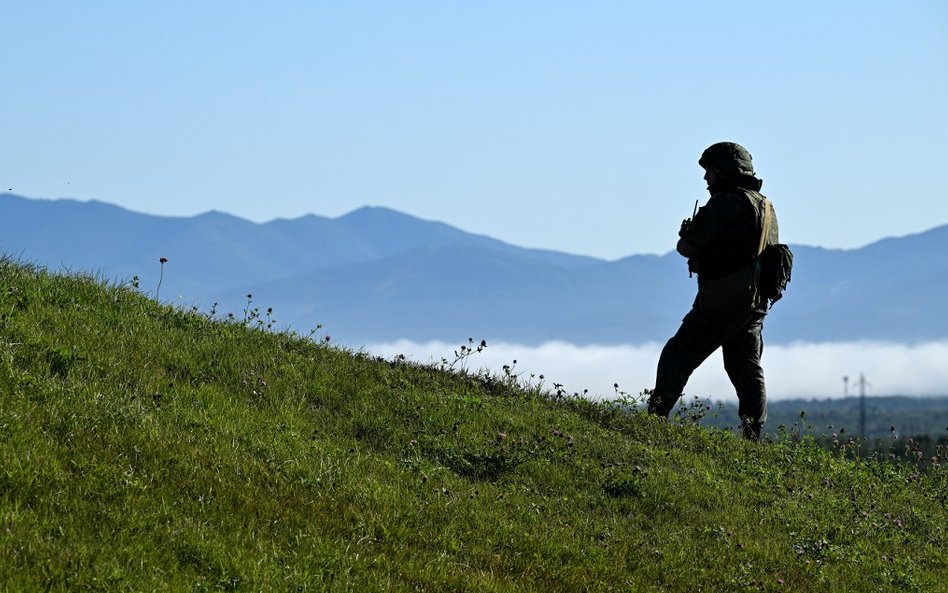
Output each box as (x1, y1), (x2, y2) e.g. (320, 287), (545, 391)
(757, 198), (772, 256)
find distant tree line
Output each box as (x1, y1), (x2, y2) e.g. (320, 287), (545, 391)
(693, 395), (948, 465)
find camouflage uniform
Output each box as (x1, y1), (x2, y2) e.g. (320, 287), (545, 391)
(647, 142), (779, 440)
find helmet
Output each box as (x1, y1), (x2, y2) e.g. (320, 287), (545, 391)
(699, 142), (755, 176)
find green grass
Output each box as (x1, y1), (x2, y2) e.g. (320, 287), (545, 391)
(0, 257), (945, 592)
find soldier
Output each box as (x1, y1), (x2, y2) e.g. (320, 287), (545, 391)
(647, 142), (779, 440)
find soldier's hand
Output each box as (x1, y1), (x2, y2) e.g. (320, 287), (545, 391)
(688, 257), (700, 275)
(679, 218), (692, 237)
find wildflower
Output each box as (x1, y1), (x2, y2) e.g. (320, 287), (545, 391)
(497, 432), (507, 442)
(156, 258), (169, 300)
(324, 335), (331, 343)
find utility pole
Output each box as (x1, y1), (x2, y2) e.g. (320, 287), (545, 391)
(857, 373), (870, 439)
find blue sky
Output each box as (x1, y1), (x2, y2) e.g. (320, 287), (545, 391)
(3, 1), (947, 260)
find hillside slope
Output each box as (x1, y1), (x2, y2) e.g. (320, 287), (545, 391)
(0, 259), (945, 592)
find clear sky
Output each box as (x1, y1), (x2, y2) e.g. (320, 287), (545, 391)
(3, 1), (947, 260)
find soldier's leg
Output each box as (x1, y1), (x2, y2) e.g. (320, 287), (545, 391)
(650, 307), (740, 417)
(722, 313), (767, 440)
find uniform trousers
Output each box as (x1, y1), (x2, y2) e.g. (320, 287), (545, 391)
(648, 303), (767, 439)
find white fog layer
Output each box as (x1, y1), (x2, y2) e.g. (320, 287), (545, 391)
(364, 340), (948, 401)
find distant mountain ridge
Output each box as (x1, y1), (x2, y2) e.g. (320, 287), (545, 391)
(3, 193), (946, 345)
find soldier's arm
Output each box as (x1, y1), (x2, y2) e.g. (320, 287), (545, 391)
(677, 198), (723, 258)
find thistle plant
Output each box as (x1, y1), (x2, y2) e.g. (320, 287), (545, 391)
(156, 257), (168, 300)
(440, 337), (487, 371)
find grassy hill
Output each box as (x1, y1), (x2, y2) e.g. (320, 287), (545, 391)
(0, 258), (945, 592)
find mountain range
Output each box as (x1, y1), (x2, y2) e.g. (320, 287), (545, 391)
(2, 193), (945, 346)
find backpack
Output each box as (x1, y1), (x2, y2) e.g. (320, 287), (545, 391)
(756, 199), (793, 308)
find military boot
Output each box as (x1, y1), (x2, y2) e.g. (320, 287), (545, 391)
(647, 389), (679, 418)
(740, 418), (763, 441)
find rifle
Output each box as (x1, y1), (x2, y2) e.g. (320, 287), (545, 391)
(684, 199), (698, 277)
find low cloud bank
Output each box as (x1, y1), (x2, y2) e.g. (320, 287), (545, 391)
(363, 340), (948, 401)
